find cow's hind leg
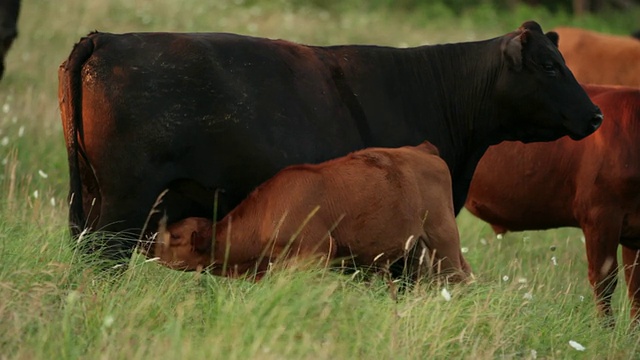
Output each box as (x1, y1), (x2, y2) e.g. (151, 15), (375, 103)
(621, 244), (640, 324)
(90, 185), (179, 262)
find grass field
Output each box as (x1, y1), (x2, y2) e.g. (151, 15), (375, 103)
(2, 0), (640, 358)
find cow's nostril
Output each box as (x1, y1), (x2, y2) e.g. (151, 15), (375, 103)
(591, 113), (604, 129)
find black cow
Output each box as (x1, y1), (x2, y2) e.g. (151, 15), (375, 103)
(58, 21), (602, 260)
(0, 0), (20, 80)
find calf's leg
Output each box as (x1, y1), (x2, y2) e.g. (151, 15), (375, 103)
(423, 208), (468, 283)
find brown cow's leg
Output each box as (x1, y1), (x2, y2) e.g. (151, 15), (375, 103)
(582, 221), (621, 324)
(621, 245), (640, 324)
(423, 209), (467, 283)
(460, 252), (473, 276)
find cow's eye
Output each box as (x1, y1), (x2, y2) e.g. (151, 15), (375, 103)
(543, 63), (556, 76)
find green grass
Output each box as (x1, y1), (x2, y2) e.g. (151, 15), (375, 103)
(2, 0), (640, 358)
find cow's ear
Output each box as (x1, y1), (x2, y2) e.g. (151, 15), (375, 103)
(190, 231), (210, 253)
(546, 31), (559, 47)
(503, 31), (526, 71)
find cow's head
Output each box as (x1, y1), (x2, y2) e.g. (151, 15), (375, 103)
(494, 20), (602, 142)
(153, 217), (213, 271)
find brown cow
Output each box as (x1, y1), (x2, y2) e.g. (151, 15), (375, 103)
(552, 27), (640, 86)
(151, 142), (470, 282)
(465, 84), (640, 323)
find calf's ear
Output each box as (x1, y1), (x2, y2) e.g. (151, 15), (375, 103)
(190, 231), (211, 253)
(546, 31), (559, 47)
(503, 30), (528, 71)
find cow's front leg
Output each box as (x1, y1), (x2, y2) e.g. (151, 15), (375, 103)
(581, 216), (621, 324)
(621, 244), (640, 324)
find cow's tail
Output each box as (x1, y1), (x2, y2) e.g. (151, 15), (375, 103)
(58, 35), (96, 238)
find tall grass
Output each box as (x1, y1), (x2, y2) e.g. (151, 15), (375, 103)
(2, 0), (640, 358)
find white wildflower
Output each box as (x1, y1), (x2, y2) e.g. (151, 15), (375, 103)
(33, 190), (39, 199)
(50, 197), (56, 206)
(38, 169), (48, 178)
(103, 315), (115, 328)
(517, 277), (528, 284)
(1, 136), (8, 146)
(461, 247), (469, 253)
(579, 295), (584, 302)
(530, 349), (537, 359)
(502, 275), (509, 282)
(523, 292), (533, 300)
(568, 340), (586, 351)
(580, 236), (586, 244)
(480, 238), (488, 245)
(18, 125), (24, 137)
(551, 256), (558, 266)
(496, 234), (503, 240)
(441, 288), (451, 301)
(2, 103), (9, 113)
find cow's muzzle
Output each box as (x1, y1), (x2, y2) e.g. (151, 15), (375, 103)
(569, 106), (603, 140)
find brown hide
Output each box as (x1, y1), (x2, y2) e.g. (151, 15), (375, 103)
(554, 27), (640, 87)
(154, 142), (470, 282)
(466, 84), (640, 323)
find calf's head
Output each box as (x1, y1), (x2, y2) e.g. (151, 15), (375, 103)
(495, 21), (602, 142)
(154, 217), (213, 271)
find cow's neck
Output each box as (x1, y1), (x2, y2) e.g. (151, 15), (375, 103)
(213, 212), (264, 273)
(385, 39), (506, 212)
(411, 39), (504, 164)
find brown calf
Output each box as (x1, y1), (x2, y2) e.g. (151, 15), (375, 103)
(153, 142), (470, 282)
(466, 84), (640, 322)
(552, 27), (640, 86)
